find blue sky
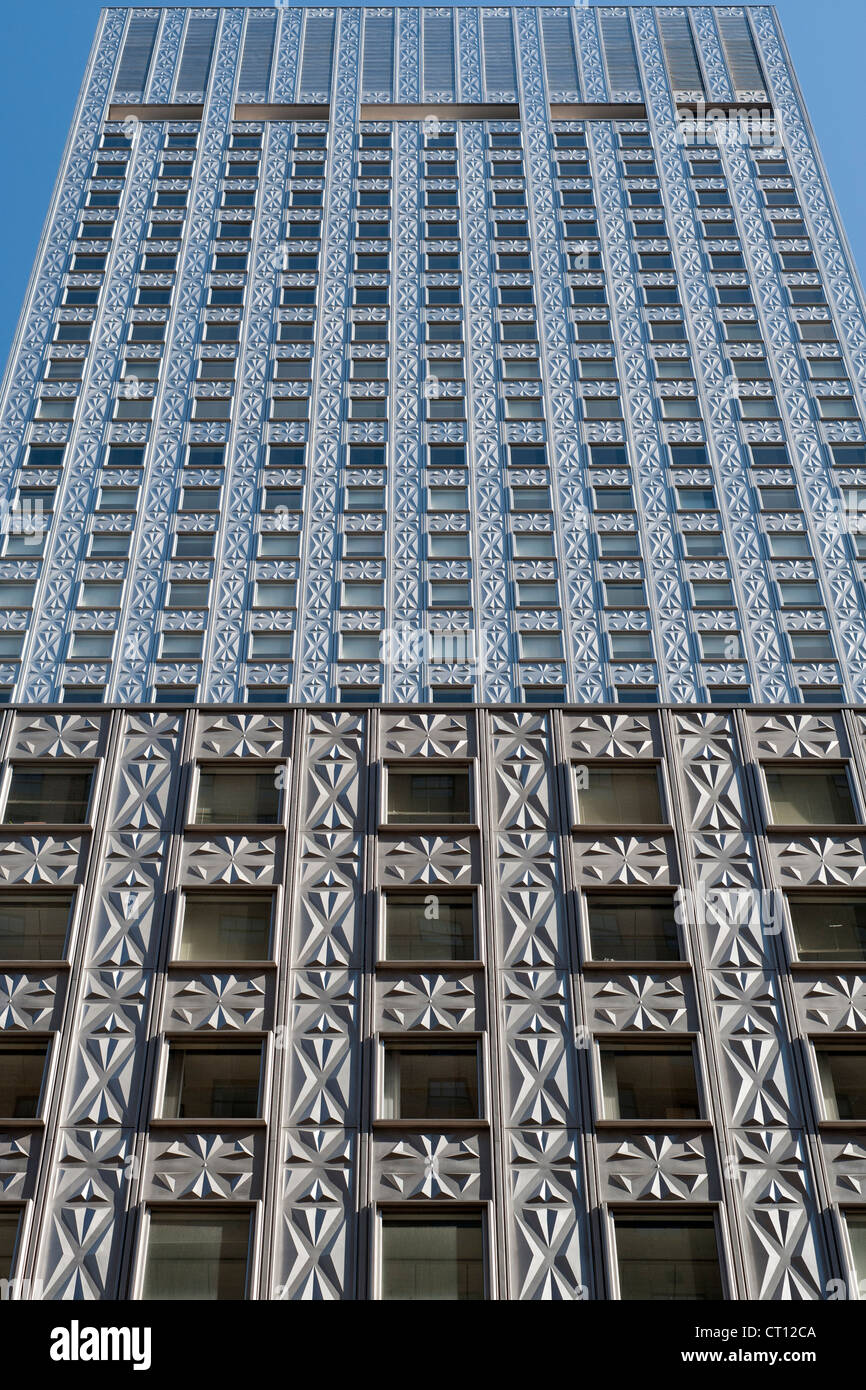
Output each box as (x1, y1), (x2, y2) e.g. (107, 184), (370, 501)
(1, 0), (863, 366)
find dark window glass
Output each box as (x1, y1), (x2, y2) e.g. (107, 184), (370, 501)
(194, 769), (281, 825)
(141, 1210), (251, 1301)
(0, 893), (73, 960)
(178, 894), (273, 962)
(601, 1045), (700, 1120)
(162, 1044), (262, 1119)
(384, 892), (475, 961)
(386, 768), (471, 825)
(614, 1217), (723, 1301)
(382, 1042), (480, 1120)
(765, 769), (856, 826)
(0, 1043), (48, 1118)
(381, 1214), (483, 1301)
(4, 768), (93, 824)
(586, 894), (679, 961)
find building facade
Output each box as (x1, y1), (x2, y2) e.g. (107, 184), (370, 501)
(1, 3), (866, 1299)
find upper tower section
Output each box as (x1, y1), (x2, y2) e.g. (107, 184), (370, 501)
(1, 9), (865, 708)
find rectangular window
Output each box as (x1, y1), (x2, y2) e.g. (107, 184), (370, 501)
(194, 768), (281, 826)
(609, 633), (653, 660)
(575, 766), (664, 826)
(788, 897), (866, 962)
(0, 892), (73, 960)
(613, 1216), (723, 1301)
(385, 767), (472, 825)
(764, 767), (856, 826)
(382, 1041), (480, 1120)
(586, 894), (679, 962)
(383, 892), (475, 962)
(339, 633), (380, 662)
(162, 1042), (263, 1120)
(817, 1047), (866, 1120)
(519, 633), (563, 661)
(380, 1213), (483, 1301)
(141, 1209), (252, 1301)
(0, 1209), (21, 1281)
(845, 1214), (866, 1296)
(429, 582), (471, 608)
(691, 581), (733, 606)
(4, 767), (94, 825)
(251, 582), (296, 612)
(789, 633), (835, 661)
(600, 1044), (700, 1120)
(0, 1041), (48, 1118)
(177, 894), (273, 963)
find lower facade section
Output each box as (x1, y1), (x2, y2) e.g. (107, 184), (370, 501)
(1, 701), (866, 1299)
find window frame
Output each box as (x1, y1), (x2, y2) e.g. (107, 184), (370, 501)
(571, 760), (668, 830)
(760, 762), (860, 830)
(173, 889), (276, 965)
(135, 1203), (255, 1301)
(581, 889), (683, 966)
(190, 762), (284, 830)
(379, 887), (481, 968)
(375, 1204), (488, 1302)
(1, 761), (96, 828)
(607, 1208), (726, 1301)
(595, 1038), (705, 1126)
(377, 1034), (485, 1126)
(0, 1036), (52, 1122)
(381, 761), (476, 830)
(154, 1036), (267, 1124)
(0, 889), (75, 964)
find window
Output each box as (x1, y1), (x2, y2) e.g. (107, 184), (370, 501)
(385, 767), (472, 825)
(0, 1209), (21, 1282)
(342, 582), (384, 608)
(141, 1209), (252, 1301)
(382, 1041), (480, 1120)
(816, 1047), (866, 1120)
(764, 767), (856, 826)
(177, 893), (273, 962)
(609, 633), (653, 660)
(248, 633), (292, 661)
(691, 581), (733, 607)
(699, 633), (742, 661)
(339, 634), (380, 662)
(162, 1042), (263, 1119)
(575, 766), (664, 825)
(4, 766), (93, 824)
(603, 582), (646, 608)
(428, 534), (471, 560)
(598, 534), (640, 557)
(779, 582), (821, 607)
(600, 1044), (700, 1120)
(586, 894), (679, 962)
(0, 892), (73, 960)
(845, 1214), (866, 1297)
(790, 633), (835, 661)
(517, 582), (558, 607)
(80, 582), (122, 608)
(613, 1216), (723, 1301)
(429, 582), (471, 608)
(0, 1042), (48, 1118)
(519, 633), (563, 661)
(383, 892), (475, 962)
(194, 767), (281, 826)
(788, 897), (866, 962)
(167, 582), (209, 609)
(381, 1213), (483, 1301)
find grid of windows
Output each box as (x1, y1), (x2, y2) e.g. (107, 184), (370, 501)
(2, 101), (863, 706)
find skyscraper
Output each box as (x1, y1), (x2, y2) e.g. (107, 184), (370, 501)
(0, 3), (865, 1301)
